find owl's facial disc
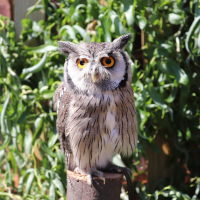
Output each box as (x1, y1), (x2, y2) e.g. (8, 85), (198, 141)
(61, 34), (132, 92)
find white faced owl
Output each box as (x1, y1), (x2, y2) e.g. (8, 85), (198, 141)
(53, 34), (137, 183)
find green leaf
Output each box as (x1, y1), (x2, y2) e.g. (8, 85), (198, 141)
(53, 178), (65, 196)
(33, 116), (44, 142)
(110, 11), (126, 34)
(40, 90), (54, 99)
(0, 150), (4, 161)
(0, 53), (7, 77)
(0, 94), (10, 134)
(24, 130), (32, 154)
(73, 25), (90, 42)
(22, 53), (47, 75)
(32, 21), (42, 33)
(59, 25), (76, 40)
(165, 88), (177, 103)
(185, 16), (200, 54)
(0, 135), (10, 150)
(125, 5), (134, 26)
(159, 59), (189, 85)
(101, 16), (112, 42)
(148, 87), (165, 106)
(49, 183), (56, 200)
(137, 15), (147, 30)
(13, 152), (25, 169)
(48, 134), (58, 148)
(178, 68), (189, 85)
(26, 44), (58, 53)
(168, 13), (183, 25)
(186, 128), (191, 140)
(25, 171), (35, 194)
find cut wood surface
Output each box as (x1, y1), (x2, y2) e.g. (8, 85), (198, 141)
(67, 170), (123, 200)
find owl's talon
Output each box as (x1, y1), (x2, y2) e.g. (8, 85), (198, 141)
(90, 169), (106, 184)
(104, 163), (131, 175)
(87, 169), (106, 185)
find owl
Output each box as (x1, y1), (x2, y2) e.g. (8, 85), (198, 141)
(53, 34), (137, 185)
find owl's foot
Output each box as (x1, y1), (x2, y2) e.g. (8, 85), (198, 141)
(104, 163), (132, 176)
(103, 163), (134, 200)
(87, 169), (105, 185)
(74, 167), (105, 185)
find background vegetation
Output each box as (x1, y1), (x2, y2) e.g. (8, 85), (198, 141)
(0, 0), (200, 199)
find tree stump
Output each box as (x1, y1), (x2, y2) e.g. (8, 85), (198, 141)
(67, 170), (123, 200)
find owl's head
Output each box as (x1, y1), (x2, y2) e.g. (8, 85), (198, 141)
(58, 34), (132, 95)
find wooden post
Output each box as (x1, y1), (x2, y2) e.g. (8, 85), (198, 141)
(67, 170), (123, 200)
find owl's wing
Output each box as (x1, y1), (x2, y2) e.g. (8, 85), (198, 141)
(53, 83), (74, 168)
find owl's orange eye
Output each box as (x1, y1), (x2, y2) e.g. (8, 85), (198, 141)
(76, 58), (89, 69)
(101, 56), (115, 68)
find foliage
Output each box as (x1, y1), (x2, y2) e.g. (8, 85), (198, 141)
(0, 0), (200, 199)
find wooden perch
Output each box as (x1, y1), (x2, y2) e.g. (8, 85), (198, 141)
(67, 170), (123, 200)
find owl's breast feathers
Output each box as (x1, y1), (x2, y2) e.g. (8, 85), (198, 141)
(53, 82), (137, 171)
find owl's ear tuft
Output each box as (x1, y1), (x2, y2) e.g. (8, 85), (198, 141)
(112, 34), (131, 49)
(58, 41), (78, 55)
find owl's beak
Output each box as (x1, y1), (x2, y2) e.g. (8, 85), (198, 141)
(91, 72), (100, 83)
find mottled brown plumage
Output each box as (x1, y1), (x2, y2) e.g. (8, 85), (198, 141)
(53, 34), (137, 179)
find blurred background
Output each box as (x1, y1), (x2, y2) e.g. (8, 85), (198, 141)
(0, 0), (200, 199)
